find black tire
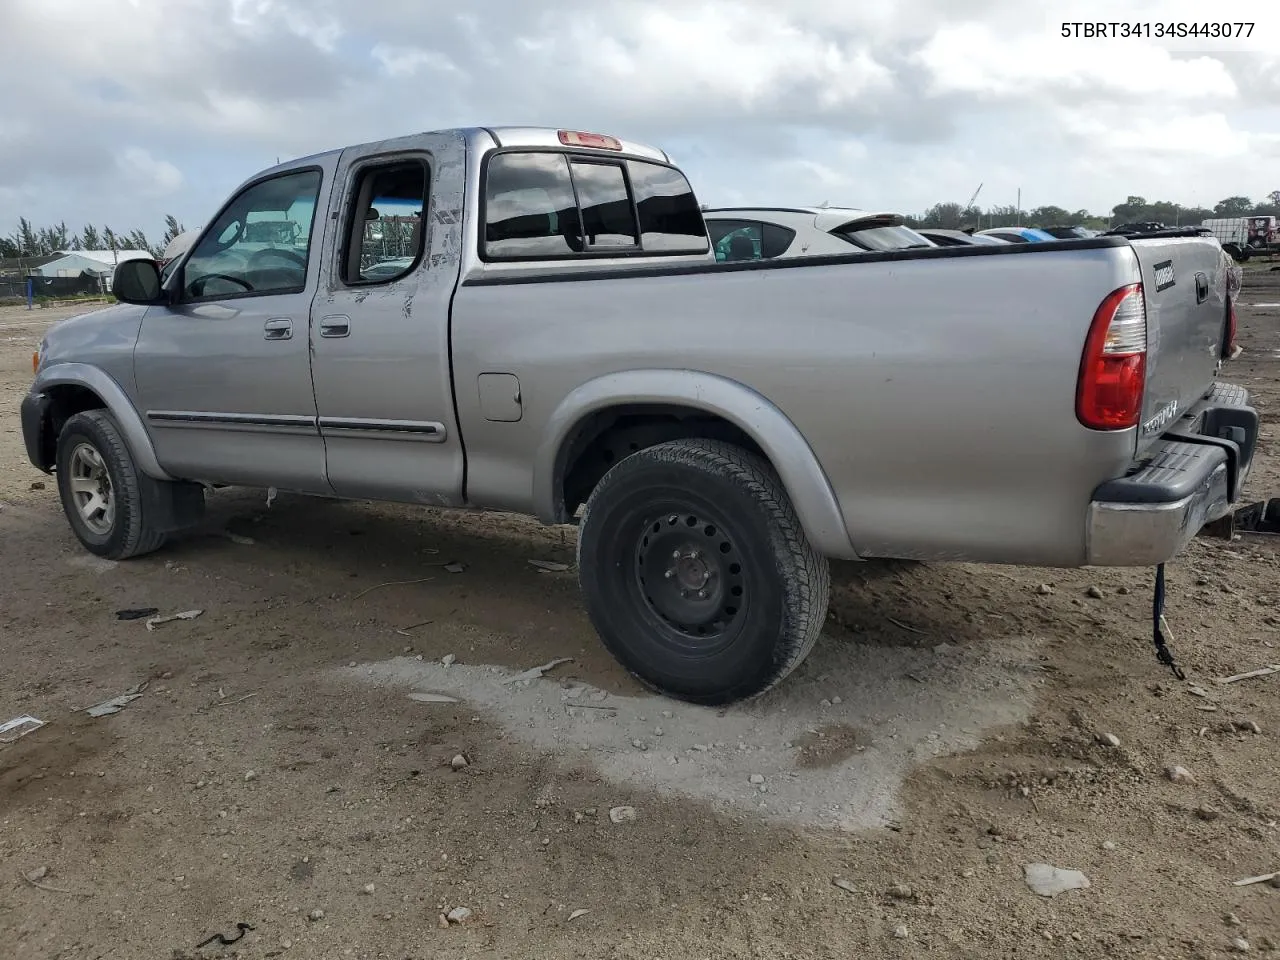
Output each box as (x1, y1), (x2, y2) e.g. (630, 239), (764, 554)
(577, 438), (830, 705)
(56, 409), (168, 560)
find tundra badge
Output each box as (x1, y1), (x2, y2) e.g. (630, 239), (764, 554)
(1141, 399), (1179, 436)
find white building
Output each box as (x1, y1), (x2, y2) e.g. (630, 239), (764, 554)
(32, 249), (152, 279)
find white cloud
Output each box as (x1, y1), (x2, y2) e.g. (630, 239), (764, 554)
(1057, 111), (1249, 158)
(0, 0), (1277, 237)
(917, 24), (1238, 101)
(115, 148), (184, 196)
(230, 0), (343, 51)
(548, 3), (895, 113)
(371, 44), (463, 78)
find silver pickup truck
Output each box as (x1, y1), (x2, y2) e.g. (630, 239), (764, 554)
(22, 126), (1258, 704)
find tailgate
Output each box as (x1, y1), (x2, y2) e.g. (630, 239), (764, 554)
(1129, 236), (1228, 454)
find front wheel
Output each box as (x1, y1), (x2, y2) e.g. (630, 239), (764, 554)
(56, 410), (170, 559)
(577, 439), (830, 705)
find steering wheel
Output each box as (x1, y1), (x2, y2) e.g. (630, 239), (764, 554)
(247, 247), (306, 269)
(190, 273), (252, 297)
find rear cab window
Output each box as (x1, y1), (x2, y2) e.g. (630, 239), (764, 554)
(482, 151), (708, 261)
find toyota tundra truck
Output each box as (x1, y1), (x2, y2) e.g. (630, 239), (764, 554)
(21, 126), (1257, 705)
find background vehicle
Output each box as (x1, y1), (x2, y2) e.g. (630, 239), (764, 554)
(1249, 216), (1277, 248)
(1041, 225), (1099, 240)
(976, 226), (1058, 243)
(703, 207), (934, 261)
(1202, 218), (1276, 262)
(157, 230), (199, 282)
(22, 126), (1256, 706)
(916, 228), (1009, 247)
(1105, 221), (1172, 236)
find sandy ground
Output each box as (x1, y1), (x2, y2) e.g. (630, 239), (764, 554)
(3, 274), (1280, 959)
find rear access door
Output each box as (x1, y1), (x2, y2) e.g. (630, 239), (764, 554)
(1129, 236), (1230, 452)
(307, 131), (468, 503)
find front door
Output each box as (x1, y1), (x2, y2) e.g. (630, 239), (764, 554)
(308, 133), (466, 503)
(134, 163), (334, 492)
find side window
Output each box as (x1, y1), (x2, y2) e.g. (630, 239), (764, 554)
(342, 160), (430, 284)
(708, 220), (796, 262)
(182, 169), (321, 300)
(761, 223), (796, 258)
(569, 160), (637, 249)
(484, 153), (582, 259)
(627, 161), (708, 253)
(712, 222), (763, 261)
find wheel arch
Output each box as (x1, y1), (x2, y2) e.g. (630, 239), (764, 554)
(34, 362), (173, 481)
(534, 370), (857, 559)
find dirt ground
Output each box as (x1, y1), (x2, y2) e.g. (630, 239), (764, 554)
(3, 271), (1280, 960)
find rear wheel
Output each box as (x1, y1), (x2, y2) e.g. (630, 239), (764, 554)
(577, 438), (829, 705)
(56, 410), (170, 559)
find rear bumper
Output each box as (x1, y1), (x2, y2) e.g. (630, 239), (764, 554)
(1086, 381), (1258, 566)
(21, 391), (54, 473)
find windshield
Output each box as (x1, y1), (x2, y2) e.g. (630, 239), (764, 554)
(833, 222), (933, 251)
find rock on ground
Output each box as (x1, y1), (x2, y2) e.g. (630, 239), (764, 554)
(1023, 863), (1091, 898)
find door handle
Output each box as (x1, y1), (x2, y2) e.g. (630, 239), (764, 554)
(319, 315), (350, 338)
(264, 318), (293, 340)
(1195, 273), (1209, 304)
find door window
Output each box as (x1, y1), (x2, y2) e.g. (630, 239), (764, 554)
(181, 169), (322, 300)
(342, 160), (430, 284)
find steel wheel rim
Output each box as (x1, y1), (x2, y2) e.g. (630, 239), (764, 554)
(634, 506), (746, 648)
(68, 442), (115, 535)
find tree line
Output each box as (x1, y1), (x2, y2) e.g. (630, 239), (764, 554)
(904, 192), (1280, 231)
(0, 215), (186, 261)
(4, 191), (1279, 262)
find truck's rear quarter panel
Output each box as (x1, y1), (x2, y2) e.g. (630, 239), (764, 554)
(452, 243), (1149, 566)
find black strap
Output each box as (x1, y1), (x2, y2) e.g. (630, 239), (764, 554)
(195, 923), (254, 949)
(1152, 563), (1186, 681)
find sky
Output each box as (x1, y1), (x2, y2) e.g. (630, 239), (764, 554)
(1, 0), (1278, 239)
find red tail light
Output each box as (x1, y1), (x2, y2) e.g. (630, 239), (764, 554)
(1077, 283), (1147, 430)
(1223, 296), (1237, 359)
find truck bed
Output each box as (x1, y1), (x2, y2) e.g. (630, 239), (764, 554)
(452, 236), (1227, 566)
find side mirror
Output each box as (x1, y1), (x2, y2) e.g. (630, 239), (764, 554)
(112, 259), (165, 305)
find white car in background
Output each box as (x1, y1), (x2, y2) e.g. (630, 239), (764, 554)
(702, 206), (935, 262)
(158, 229), (200, 281)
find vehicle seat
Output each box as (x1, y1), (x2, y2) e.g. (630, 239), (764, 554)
(727, 234), (756, 261)
(409, 210), (423, 258)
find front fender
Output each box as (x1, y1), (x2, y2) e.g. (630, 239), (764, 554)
(534, 369), (857, 559)
(32, 362), (173, 481)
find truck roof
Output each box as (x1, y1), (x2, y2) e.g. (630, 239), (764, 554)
(278, 127), (670, 172)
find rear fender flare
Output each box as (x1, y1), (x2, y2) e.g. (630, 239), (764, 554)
(535, 369), (857, 559)
(34, 362), (173, 481)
